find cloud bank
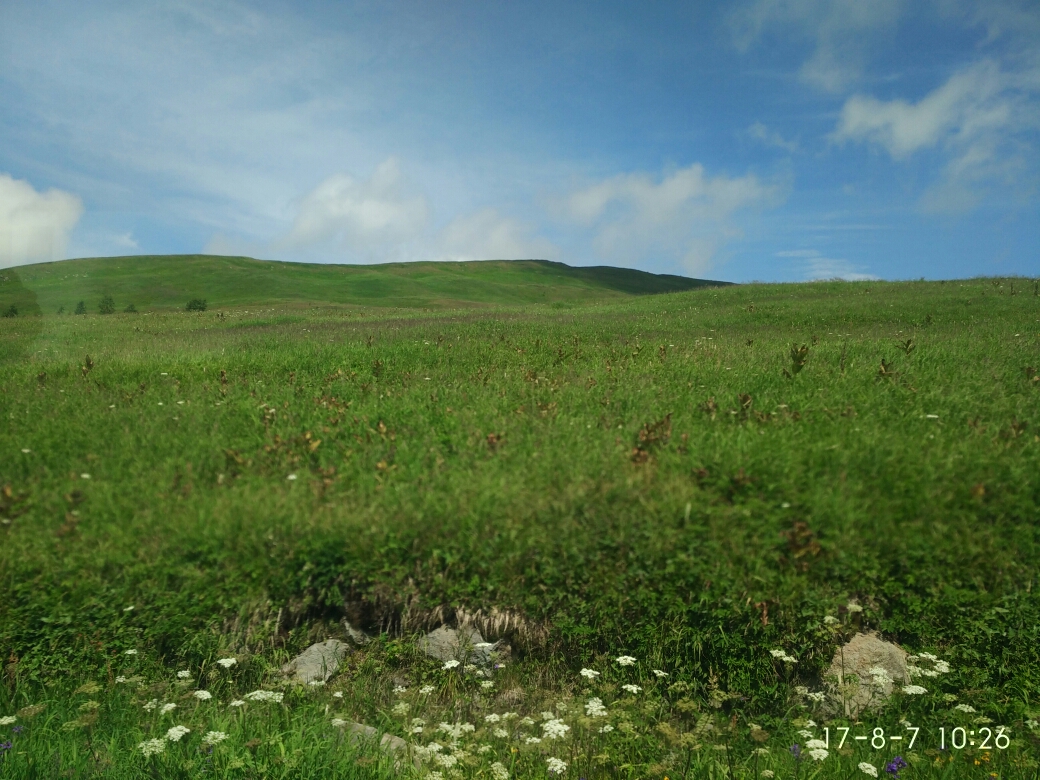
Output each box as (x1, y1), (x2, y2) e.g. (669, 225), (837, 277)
(0, 173), (83, 268)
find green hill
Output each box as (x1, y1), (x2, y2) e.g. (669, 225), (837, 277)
(1, 254), (731, 314)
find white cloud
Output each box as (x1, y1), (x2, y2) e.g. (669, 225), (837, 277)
(781, 249), (878, 280)
(0, 173), (84, 268)
(748, 122), (799, 152)
(274, 158), (429, 259)
(560, 163), (782, 275)
(730, 0), (904, 92)
(833, 59), (1040, 212)
(436, 208), (557, 261)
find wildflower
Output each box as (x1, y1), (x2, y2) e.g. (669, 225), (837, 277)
(0, 716), (15, 726)
(229, 700), (245, 707)
(332, 691), (343, 699)
(193, 690), (212, 701)
(485, 714), (501, 723)
(123, 605), (134, 612)
(493, 728), (509, 738)
(599, 724), (614, 733)
(114, 676), (127, 683)
(464, 664), (477, 673)
(419, 685), (436, 695)
(434, 753), (458, 768)
(770, 649), (797, 663)
(202, 731), (228, 744)
(935, 660), (951, 673)
(622, 684), (642, 694)
(143, 699), (159, 711)
(580, 668), (600, 679)
(525, 736), (542, 744)
(166, 725), (191, 742)
(443, 660), (460, 670)
(393, 685), (407, 694)
(244, 690), (283, 703)
(520, 717), (535, 726)
(805, 720), (817, 727)
(540, 711), (556, 721)
(138, 738), (166, 757)
(481, 680), (494, 688)
(653, 669), (668, 677)
(546, 757), (568, 774)
(81, 473), (91, 479)
(477, 744), (493, 754)
(954, 704), (976, 713)
(807, 691), (826, 703)
(824, 615), (839, 624)
(542, 719), (571, 739)
(761, 772), (775, 779)
(884, 756), (907, 777)
(159, 703), (177, 715)
(798, 729), (814, 739)
(859, 763), (879, 777)
(437, 722), (475, 741)
(918, 652), (938, 661)
(902, 685), (927, 695)
(1025, 719), (1038, 730)
(846, 603), (863, 613)
(392, 702), (409, 715)
(331, 718), (347, 728)
(287, 474), (297, 481)
(790, 744), (802, 761)
(412, 718), (426, 728)
(806, 739), (827, 750)
(177, 670), (191, 679)
(794, 685), (809, 695)
(615, 655), (637, 666)
(491, 761), (510, 780)
(475, 641), (494, 648)
(217, 657), (237, 668)
(308, 679), (324, 687)
(585, 697), (608, 717)
(124, 649), (137, 655)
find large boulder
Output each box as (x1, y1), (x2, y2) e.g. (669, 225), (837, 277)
(281, 639), (350, 685)
(417, 625), (499, 668)
(824, 632), (909, 717)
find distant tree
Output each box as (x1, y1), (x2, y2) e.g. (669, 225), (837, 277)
(124, 303), (138, 313)
(74, 301), (87, 315)
(185, 298), (207, 312)
(2, 304), (16, 318)
(99, 295), (115, 314)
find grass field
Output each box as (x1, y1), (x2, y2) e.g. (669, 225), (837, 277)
(1, 259), (1039, 778)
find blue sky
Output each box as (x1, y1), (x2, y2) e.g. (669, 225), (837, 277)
(1, 0), (1037, 282)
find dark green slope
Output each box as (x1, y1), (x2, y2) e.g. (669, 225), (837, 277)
(2, 255), (731, 313)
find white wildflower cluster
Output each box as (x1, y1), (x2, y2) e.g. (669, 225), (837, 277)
(493, 728), (509, 738)
(193, 690), (212, 701)
(585, 697), (608, 717)
(859, 762), (879, 777)
(308, 679), (325, 687)
(244, 690), (283, 703)
(761, 771), (775, 779)
(414, 742), (445, 761)
(580, 668), (600, 679)
(867, 666), (894, 687)
(542, 718), (570, 739)
(652, 669), (668, 678)
(525, 736), (542, 744)
(491, 761), (509, 780)
(124, 649), (138, 656)
(419, 685), (436, 695)
(166, 725), (191, 742)
(332, 691), (343, 699)
(622, 684), (642, 694)
(160, 703), (177, 715)
(546, 757), (568, 774)
(442, 660), (460, 670)
(902, 685), (928, 695)
(907, 652), (952, 679)
(770, 649), (797, 663)
(954, 704), (976, 713)
(217, 657), (237, 668)
(437, 721), (475, 741)
(138, 738), (166, 757)
(477, 745), (493, 754)
(202, 731), (228, 744)
(411, 718), (426, 734)
(485, 713), (501, 723)
(615, 655), (637, 666)
(480, 680), (494, 689)
(393, 685), (407, 694)
(0, 715), (16, 725)
(846, 603), (863, 613)
(176, 670), (191, 679)
(823, 615), (839, 625)
(229, 700), (245, 707)
(540, 711), (556, 721)
(599, 724), (614, 733)
(331, 718), (348, 728)
(392, 702), (409, 715)
(114, 676), (127, 684)
(433, 752), (458, 769)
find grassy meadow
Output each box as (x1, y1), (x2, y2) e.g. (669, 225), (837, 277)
(1, 259), (1039, 778)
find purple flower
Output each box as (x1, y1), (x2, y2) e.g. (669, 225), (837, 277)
(885, 756), (908, 776)
(11, 726), (22, 734)
(790, 743), (802, 761)
(0, 741), (11, 751)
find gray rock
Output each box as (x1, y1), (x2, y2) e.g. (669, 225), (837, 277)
(338, 721), (419, 771)
(343, 618), (371, 647)
(823, 632), (909, 717)
(418, 625), (500, 668)
(281, 639), (350, 684)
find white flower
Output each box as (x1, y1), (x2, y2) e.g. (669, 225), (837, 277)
(411, 725), (424, 734)
(809, 748), (829, 761)
(124, 649), (137, 655)
(902, 685), (927, 695)
(794, 685), (809, 695)
(0, 716), (16, 725)
(123, 605), (134, 611)
(807, 691), (827, 703)
(428, 774), (443, 780)
(443, 660), (460, 670)
(918, 652), (938, 661)
(546, 757), (568, 774)
(1025, 719), (1039, 730)
(464, 664), (477, 673)
(770, 649), (796, 662)
(176, 670), (191, 679)
(493, 727), (509, 738)
(143, 699), (158, 711)
(485, 714), (501, 723)
(501, 712), (518, 720)
(412, 718), (426, 728)
(475, 641), (494, 648)
(542, 719), (570, 739)
(332, 691), (343, 698)
(308, 680), (325, 687)
(433, 753), (458, 768)
(823, 615), (839, 624)
(652, 669), (668, 677)
(392, 702), (409, 715)
(491, 761), (510, 780)
(520, 717), (534, 726)
(159, 703), (177, 715)
(244, 690), (283, 703)
(798, 729), (814, 739)
(805, 720), (817, 728)
(599, 724), (614, 733)
(114, 676), (127, 684)
(580, 668), (600, 679)
(935, 660), (951, 673)
(217, 657), (237, 668)
(287, 474), (297, 481)
(481, 680), (494, 689)
(138, 738), (166, 757)
(540, 711), (556, 721)
(80, 473), (91, 479)
(166, 725), (191, 742)
(858, 762), (878, 777)
(622, 684), (642, 694)
(846, 603), (863, 613)
(761, 772), (775, 779)
(585, 697), (608, 717)
(437, 722), (475, 741)
(954, 704), (976, 713)
(203, 731), (228, 744)
(393, 685), (407, 694)
(419, 685), (435, 695)
(615, 655), (636, 666)
(229, 700), (245, 707)
(331, 718), (349, 728)
(525, 736), (542, 744)
(193, 690), (212, 700)
(806, 739), (827, 749)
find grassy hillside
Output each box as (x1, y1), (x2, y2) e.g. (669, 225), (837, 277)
(0, 276), (1038, 778)
(1, 254), (728, 314)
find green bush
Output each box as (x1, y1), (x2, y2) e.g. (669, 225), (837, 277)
(98, 294), (115, 314)
(124, 303), (138, 313)
(74, 301), (86, 315)
(1, 304), (17, 318)
(185, 298), (207, 312)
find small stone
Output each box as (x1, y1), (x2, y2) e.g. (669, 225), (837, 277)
(418, 625), (499, 668)
(823, 632), (909, 717)
(281, 640), (350, 685)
